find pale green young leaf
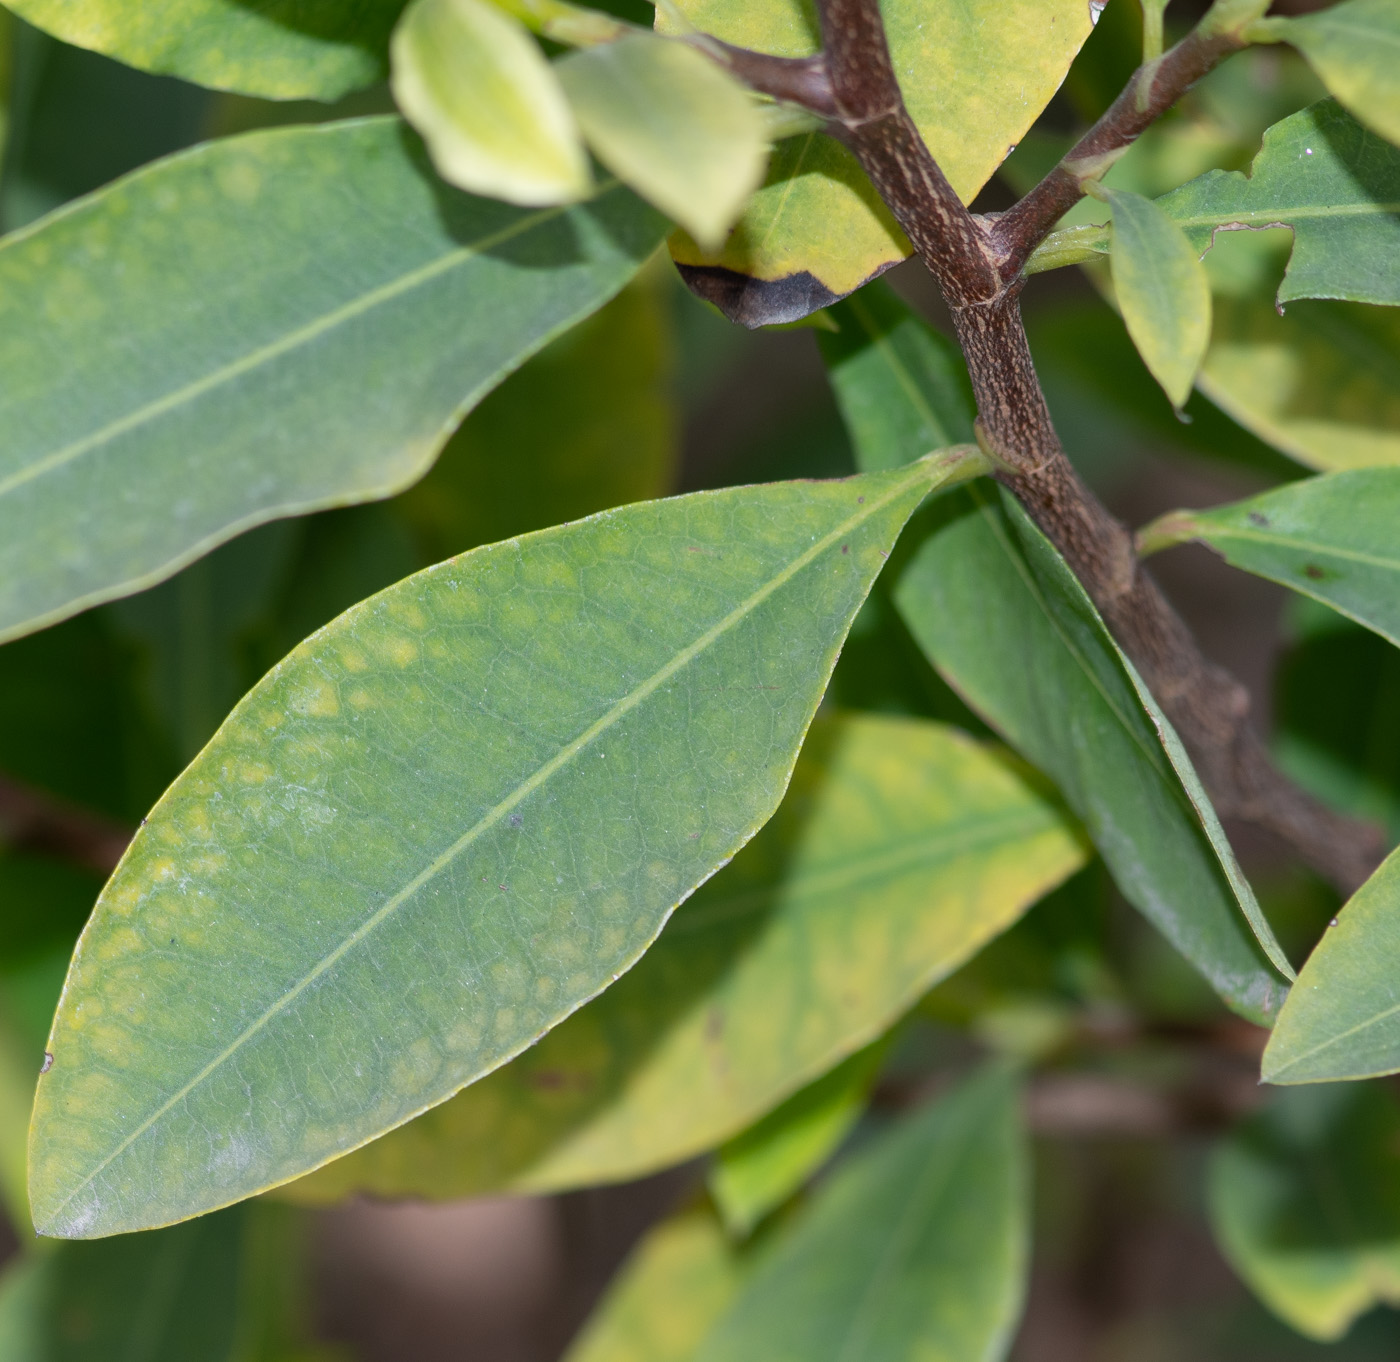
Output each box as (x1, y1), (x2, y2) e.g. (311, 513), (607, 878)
(693, 1066), (1028, 1362)
(558, 34), (768, 249)
(1101, 186), (1213, 408)
(0, 118), (665, 646)
(27, 455), (979, 1240)
(1200, 294), (1400, 470)
(392, 0), (591, 204)
(1209, 1083), (1400, 1340)
(0, 0), (405, 100)
(662, 0), (1094, 324)
(1158, 100), (1400, 308)
(1139, 469), (1400, 647)
(710, 1043), (882, 1238)
(1250, 0), (1400, 148)
(280, 712), (1082, 1204)
(1264, 846), (1400, 1083)
(564, 1206), (743, 1362)
(821, 288), (1294, 1023)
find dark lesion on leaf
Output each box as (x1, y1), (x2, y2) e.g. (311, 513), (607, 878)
(676, 264), (842, 329)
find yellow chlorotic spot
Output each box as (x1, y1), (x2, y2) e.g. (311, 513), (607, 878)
(535, 976), (557, 1000)
(148, 857), (180, 882)
(388, 600), (429, 632)
(348, 688), (375, 711)
(240, 761), (273, 785)
(340, 647), (370, 674)
(294, 679), (340, 719)
(493, 1007), (518, 1034)
(381, 635), (419, 668)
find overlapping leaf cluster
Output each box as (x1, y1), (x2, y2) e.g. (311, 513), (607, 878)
(0, 0), (1398, 1356)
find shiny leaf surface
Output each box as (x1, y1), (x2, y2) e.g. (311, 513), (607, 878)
(0, 117), (664, 645)
(392, 0), (591, 205)
(1140, 468), (1400, 647)
(558, 33), (768, 249)
(663, 0), (1093, 324)
(1265, 845), (1400, 1082)
(1159, 101), (1400, 308)
(1209, 1083), (1400, 1340)
(282, 710), (1081, 1203)
(822, 289), (1294, 1022)
(1102, 185), (1212, 408)
(694, 1066), (1028, 1362)
(0, 0), (406, 100)
(29, 456), (971, 1239)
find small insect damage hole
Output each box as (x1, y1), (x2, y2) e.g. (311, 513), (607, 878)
(40, 1052), (53, 1075)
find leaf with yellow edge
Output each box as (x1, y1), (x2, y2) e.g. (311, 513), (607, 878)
(1200, 294), (1400, 471)
(558, 33), (770, 250)
(280, 712), (1083, 1205)
(662, 0), (1095, 325)
(392, 0), (591, 205)
(28, 454), (977, 1240)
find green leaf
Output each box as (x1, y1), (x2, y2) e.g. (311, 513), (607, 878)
(558, 34), (768, 249)
(0, 0), (406, 100)
(0, 117), (665, 646)
(0, 1205), (249, 1359)
(1250, 0), (1400, 149)
(822, 290), (1294, 1023)
(710, 1043), (882, 1238)
(398, 271), (678, 560)
(392, 0), (591, 205)
(1157, 101), (1400, 308)
(28, 454), (978, 1240)
(693, 1065), (1028, 1362)
(1139, 469), (1400, 648)
(279, 710), (1082, 1204)
(564, 1205), (743, 1362)
(1100, 185), (1213, 408)
(1199, 294), (1400, 471)
(662, 0), (1094, 325)
(1209, 1083), (1400, 1340)
(1264, 845), (1400, 1082)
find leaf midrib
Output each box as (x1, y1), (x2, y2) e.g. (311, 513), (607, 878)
(44, 457), (940, 1224)
(668, 803), (1060, 936)
(0, 188), (621, 500)
(1204, 521), (1400, 572)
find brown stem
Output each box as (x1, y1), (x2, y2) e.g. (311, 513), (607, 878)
(0, 773), (131, 877)
(991, 20), (1251, 276)
(702, 42), (838, 117)
(812, 0), (1384, 894)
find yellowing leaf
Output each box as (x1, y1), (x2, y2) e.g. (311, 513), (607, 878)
(1102, 186), (1212, 408)
(392, 0), (591, 205)
(1250, 0), (1400, 148)
(280, 712), (1081, 1205)
(558, 34), (769, 249)
(28, 455), (977, 1240)
(1200, 295), (1400, 471)
(663, 0), (1094, 324)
